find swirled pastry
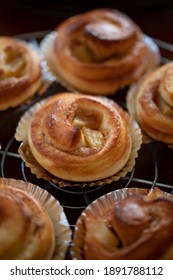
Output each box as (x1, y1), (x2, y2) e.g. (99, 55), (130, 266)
(0, 36), (42, 110)
(0, 182), (55, 260)
(84, 188), (173, 260)
(127, 62), (173, 145)
(28, 92), (132, 182)
(45, 8), (160, 95)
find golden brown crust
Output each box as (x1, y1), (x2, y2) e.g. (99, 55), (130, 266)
(159, 66), (173, 107)
(28, 92), (132, 182)
(84, 188), (173, 260)
(0, 36), (42, 110)
(48, 8), (159, 95)
(0, 183), (55, 260)
(127, 62), (173, 145)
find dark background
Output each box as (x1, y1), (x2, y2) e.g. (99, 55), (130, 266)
(0, 0), (173, 43)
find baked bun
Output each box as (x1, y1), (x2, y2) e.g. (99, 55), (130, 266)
(27, 92), (133, 182)
(0, 36), (42, 110)
(84, 188), (173, 260)
(127, 62), (173, 145)
(0, 181), (55, 259)
(44, 8), (160, 95)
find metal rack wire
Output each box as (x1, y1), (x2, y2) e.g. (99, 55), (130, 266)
(0, 32), (173, 232)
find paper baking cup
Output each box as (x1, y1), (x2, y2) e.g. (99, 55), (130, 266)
(39, 32), (57, 79)
(29, 40), (56, 95)
(126, 81), (153, 144)
(15, 97), (142, 188)
(40, 32), (160, 93)
(0, 177), (72, 260)
(40, 31), (77, 92)
(71, 187), (173, 260)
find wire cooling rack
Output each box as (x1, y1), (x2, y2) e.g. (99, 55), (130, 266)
(0, 31), (173, 234)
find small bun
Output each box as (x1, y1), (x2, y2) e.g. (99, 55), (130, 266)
(43, 8), (160, 95)
(0, 36), (41, 110)
(84, 188), (173, 260)
(0, 181), (55, 259)
(127, 62), (173, 145)
(28, 92), (133, 182)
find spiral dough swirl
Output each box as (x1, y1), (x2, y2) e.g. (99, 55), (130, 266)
(84, 189), (173, 259)
(129, 62), (173, 144)
(0, 36), (41, 110)
(49, 8), (157, 95)
(0, 183), (55, 260)
(28, 93), (132, 182)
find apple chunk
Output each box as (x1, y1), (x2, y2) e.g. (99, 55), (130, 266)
(82, 127), (104, 149)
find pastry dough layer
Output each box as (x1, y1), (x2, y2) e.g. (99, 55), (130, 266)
(128, 62), (173, 144)
(49, 9), (158, 95)
(84, 188), (173, 259)
(28, 93), (132, 182)
(0, 36), (41, 110)
(0, 183), (55, 260)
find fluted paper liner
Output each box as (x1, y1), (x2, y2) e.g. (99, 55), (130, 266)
(40, 32), (77, 92)
(0, 177), (72, 260)
(15, 97), (142, 188)
(29, 40), (56, 95)
(70, 187), (173, 260)
(40, 32), (160, 93)
(127, 80), (154, 144)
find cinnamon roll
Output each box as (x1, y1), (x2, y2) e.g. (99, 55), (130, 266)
(42, 8), (160, 95)
(0, 36), (42, 110)
(25, 92), (135, 182)
(83, 188), (173, 260)
(0, 181), (55, 260)
(127, 62), (173, 145)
